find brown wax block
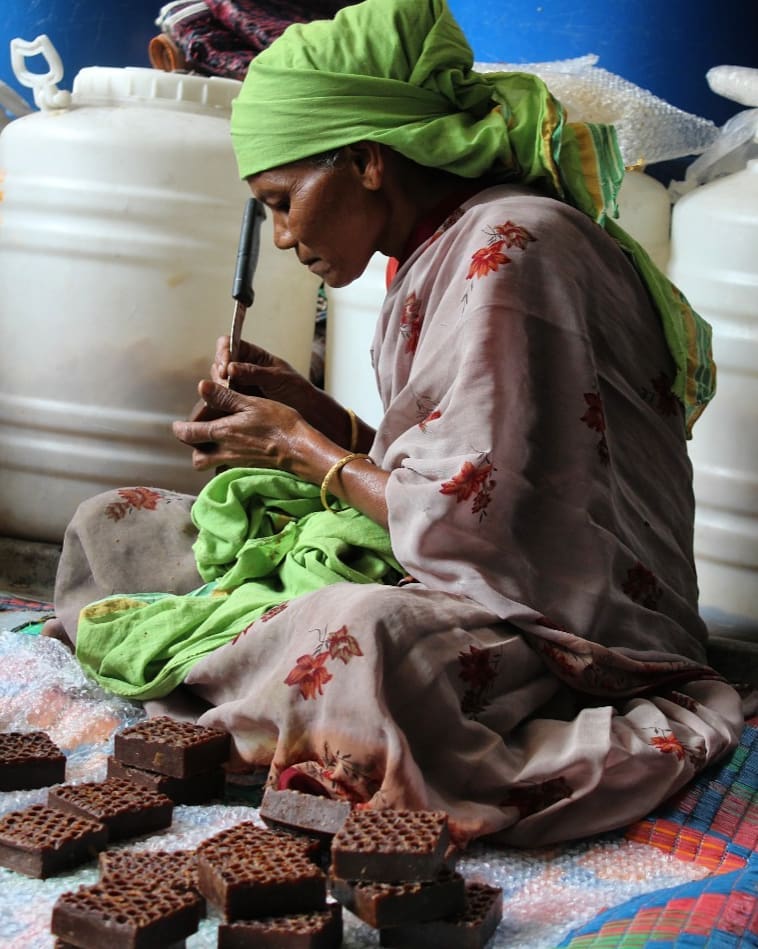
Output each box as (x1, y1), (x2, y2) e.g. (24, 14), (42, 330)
(197, 823), (327, 920)
(330, 809), (450, 882)
(218, 903), (343, 949)
(329, 867), (466, 929)
(260, 787), (352, 841)
(197, 820), (323, 866)
(0, 730), (66, 790)
(98, 849), (205, 913)
(106, 755), (225, 804)
(113, 716), (231, 778)
(51, 881), (202, 948)
(0, 803), (106, 879)
(379, 881), (503, 949)
(47, 777), (173, 842)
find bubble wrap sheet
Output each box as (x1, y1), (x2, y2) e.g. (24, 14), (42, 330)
(476, 55), (719, 165)
(0, 626), (726, 948)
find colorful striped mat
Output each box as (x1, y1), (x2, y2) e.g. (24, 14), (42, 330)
(560, 717), (758, 947)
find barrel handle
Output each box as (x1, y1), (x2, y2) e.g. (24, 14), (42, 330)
(10, 35), (72, 111)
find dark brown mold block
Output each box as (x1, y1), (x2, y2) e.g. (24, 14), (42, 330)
(51, 880), (202, 948)
(379, 880), (504, 949)
(47, 777), (173, 842)
(330, 809), (450, 882)
(197, 824), (327, 920)
(106, 755), (225, 804)
(0, 803), (107, 879)
(329, 867), (466, 928)
(217, 903), (343, 949)
(0, 730), (66, 790)
(260, 787), (352, 841)
(113, 716), (231, 778)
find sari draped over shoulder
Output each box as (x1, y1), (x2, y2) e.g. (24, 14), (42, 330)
(60, 186), (744, 846)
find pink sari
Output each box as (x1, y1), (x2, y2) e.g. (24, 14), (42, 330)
(56, 185), (744, 846)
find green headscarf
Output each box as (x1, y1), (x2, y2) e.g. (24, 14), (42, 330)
(231, 0), (714, 433)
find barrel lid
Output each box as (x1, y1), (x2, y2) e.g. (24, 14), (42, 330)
(71, 66), (241, 115)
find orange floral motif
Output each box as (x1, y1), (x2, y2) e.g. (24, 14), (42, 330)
(284, 652), (332, 701)
(284, 623), (364, 701)
(466, 241), (511, 280)
(581, 392), (605, 433)
(650, 732), (686, 760)
(458, 645), (498, 690)
(492, 220), (537, 249)
(580, 391), (609, 464)
(440, 460), (493, 502)
(105, 486), (163, 522)
(327, 625), (363, 664)
(400, 291), (423, 354)
(622, 561), (663, 610)
(419, 409), (441, 431)
(260, 602), (288, 623)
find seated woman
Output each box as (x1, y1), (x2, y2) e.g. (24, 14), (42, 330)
(44, 0), (744, 847)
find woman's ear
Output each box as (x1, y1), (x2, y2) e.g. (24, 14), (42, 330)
(346, 141), (384, 190)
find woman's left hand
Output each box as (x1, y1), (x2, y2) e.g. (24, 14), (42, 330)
(172, 379), (308, 473)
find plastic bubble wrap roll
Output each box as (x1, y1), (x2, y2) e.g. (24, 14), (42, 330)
(476, 55), (719, 165)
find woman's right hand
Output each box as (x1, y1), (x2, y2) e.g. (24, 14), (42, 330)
(192, 335), (375, 451)
(211, 336), (310, 408)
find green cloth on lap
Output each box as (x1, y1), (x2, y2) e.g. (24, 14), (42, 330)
(75, 468), (402, 700)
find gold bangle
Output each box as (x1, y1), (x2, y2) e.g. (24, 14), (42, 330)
(320, 452), (372, 512)
(346, 407), (359, 452)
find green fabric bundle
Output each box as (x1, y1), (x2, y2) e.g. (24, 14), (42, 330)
(230, 0), (715, 433)
(75, 468), (402, 700)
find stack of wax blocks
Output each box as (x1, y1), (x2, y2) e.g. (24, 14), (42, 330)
(197, 819), (344, 948)
(0, 731), (109, 880)
(108, 715), (231, 804)
(328, 806), (503, 949)
(257, 787), (504, 949)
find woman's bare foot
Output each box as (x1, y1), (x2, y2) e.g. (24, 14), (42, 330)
(41, 618), (74, 651)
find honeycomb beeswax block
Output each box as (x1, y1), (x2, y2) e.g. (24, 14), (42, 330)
(106, 755), (225, 804)
(113, 716), (231, 778)
(329, 868), (466, 928)
(197, 820), (323, 866)
(379, 881), (503, 949)
(98, 848), (204, 912)
(330, 809), (450, 882)
(51, 881), (202, 948)
(197, 827), (327, 920)
(217, 903), (343, 949)
(0, 730), (66, 790)
(0, 803), (106, 879)
(47, 776), (173, 842)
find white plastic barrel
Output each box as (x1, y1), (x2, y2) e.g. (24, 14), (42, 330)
(0, 36), (320, 544)
(616, 169), (671, 271)
(667, 155), (758, 632)
(325, 173), (671, 430)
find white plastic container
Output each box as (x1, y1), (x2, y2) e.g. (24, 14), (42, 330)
(325, 253), (387, 429)
(0, 36), (320, 543)
(616, 169), (671, 271)
(668, 156), (758, 630)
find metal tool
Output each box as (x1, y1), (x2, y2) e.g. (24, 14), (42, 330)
(227, 196), (266, 385)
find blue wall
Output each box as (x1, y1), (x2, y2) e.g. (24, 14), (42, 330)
(1, 1), (754, 127)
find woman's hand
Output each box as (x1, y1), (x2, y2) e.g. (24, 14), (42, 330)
(173, 379), (390, 528)
(188, 336), (376, 450)
(174, 380), (309, 473)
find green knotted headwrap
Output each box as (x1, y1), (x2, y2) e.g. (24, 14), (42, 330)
(231, 0), (714, 433)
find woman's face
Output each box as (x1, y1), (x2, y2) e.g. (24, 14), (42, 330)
(248, 153), (388, 288)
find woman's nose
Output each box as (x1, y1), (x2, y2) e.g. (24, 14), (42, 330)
(272, 212), (296, 250)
